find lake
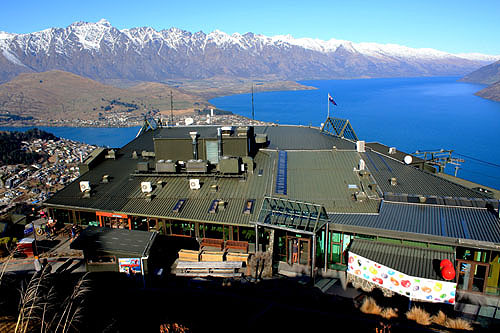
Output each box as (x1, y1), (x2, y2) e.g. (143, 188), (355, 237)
(1, 77), (499, 190)
(210, 77), (500, 190)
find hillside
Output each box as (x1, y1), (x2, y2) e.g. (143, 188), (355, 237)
(475, 82), (500, 102)
(0, 71), (211, 126)
(0, 128), (57, 165)
(0, 19), (498, 84)
(460, 60), (500, 102)
(460, 60), (500, 85)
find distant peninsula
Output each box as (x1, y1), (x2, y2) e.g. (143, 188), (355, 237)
(460, 60), (500, 102)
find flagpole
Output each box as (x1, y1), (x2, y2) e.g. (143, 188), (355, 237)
(327, 94), (330, 119)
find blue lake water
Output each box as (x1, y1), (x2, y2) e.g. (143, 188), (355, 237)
(210, 77), (500, 190)
(1, 77), (499, 190)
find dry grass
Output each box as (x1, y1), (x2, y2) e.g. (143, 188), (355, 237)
(431, 310), (448, 326)
(444, 317), (473, 331)
(431, 310), (473, 330)
(406, 306), (432, 326)
(380, 307), (398, 320)
(14, 268), (91, 333)
(360, 297), (383, 316)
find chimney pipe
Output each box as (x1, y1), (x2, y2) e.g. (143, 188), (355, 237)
(189, 131), (198, 160)
(217, 128), (222, 158)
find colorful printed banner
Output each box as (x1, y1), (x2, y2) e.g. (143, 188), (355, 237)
(348, 252), (456, 304)
(118, 258), (142, 275)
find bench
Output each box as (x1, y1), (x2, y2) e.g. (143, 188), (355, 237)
(225, 240), (249, 253)
(200, 237), (224, 251)
(175, 261), (243, 278)
(177, 249), (200, 262)
(200, 250), (225, 262)
(226, 252), (250, 265)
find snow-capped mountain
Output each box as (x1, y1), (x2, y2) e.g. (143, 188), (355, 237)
(1, 19), (498, 83)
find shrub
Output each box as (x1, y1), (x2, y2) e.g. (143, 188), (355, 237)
(360, 297), (382, 316)
(406, 306), (431, 326)
(380, 307), (398, 320)
(445, 317), (473, 331)
(431, 310), (447, 326)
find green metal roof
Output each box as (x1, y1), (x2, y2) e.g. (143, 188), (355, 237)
(70, 226), (157, 257)
(285, 150), (380, 213)
(45, 124), (495, 238)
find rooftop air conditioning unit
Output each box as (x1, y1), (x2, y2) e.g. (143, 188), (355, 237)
(356, 141), (365, 153)
(189, 179), (200, 190)
(79, 181), (91, 192)
(141, 181), (152, 193)
(389, 147), (396, 154)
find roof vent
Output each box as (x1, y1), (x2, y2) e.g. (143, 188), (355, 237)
(388, 147), (396, 154)
(105, 149), (116, 159)
(101, 174), (109, 183)
(255, 133), (268, 144)
(358, 159), (366, 171)
(221, 126), (233, 136)
(236, 126), (249, 137)
(390, 177), (397, 186)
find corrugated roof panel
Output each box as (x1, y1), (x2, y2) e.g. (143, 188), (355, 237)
(331, 201), (500, 244)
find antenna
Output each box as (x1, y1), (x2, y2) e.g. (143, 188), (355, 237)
(251, 84), (255, 120)
(170, 90), (174, 126)
(413, 149), (464, 175)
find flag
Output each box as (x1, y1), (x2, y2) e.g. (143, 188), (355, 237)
(328, 93), (337, 106)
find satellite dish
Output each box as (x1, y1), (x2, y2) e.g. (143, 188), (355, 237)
(404, 155), (413, 164)
(79, 181), (90, 192)
(141, 181), (152, 193)
(185, 117), (194, 126)
(189, 179), (200, 190)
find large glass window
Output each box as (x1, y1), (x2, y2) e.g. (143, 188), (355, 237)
(169, 221), (195, 237)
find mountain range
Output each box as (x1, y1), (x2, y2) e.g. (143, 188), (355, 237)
(1, 19), (499, 84)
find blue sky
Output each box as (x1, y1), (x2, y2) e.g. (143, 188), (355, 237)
(2, 0), (499, 55)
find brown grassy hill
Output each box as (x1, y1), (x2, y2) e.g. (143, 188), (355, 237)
(0, 70), (210, 123)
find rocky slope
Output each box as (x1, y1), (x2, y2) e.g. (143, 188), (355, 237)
(459, 60), (500, 102)
(460, 60), (500, 85)
(1, 19), (498, 84)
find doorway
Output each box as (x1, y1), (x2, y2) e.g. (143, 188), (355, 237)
(286, 236), (310, 266)
(457, 260), (490, 293)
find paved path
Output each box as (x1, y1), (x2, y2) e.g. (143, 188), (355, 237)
(1, 223), (84, 274)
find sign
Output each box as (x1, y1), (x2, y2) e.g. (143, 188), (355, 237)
(118, 258), (142, 275)
(347, 251), (457, 304)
